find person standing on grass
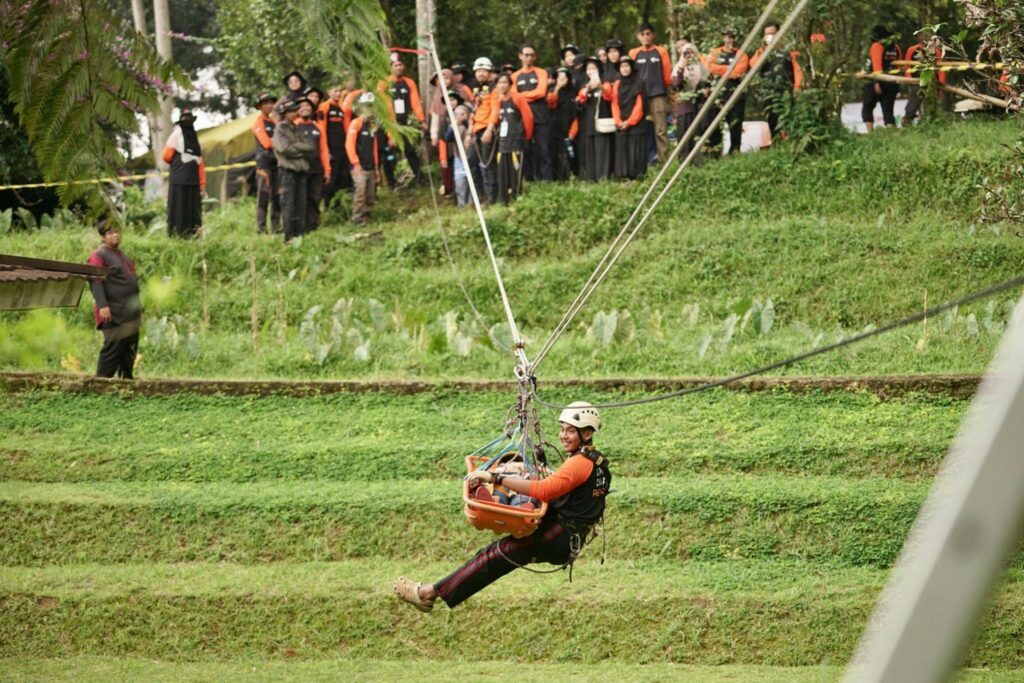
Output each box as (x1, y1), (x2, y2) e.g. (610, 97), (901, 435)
(491, 72), (533, 204)
(862, 25), (902, 131)
(470, 57), (500, 205)
(87, 220), (141, 380)
(630, 21), (672, 165)
(705, 26), (750, 154)
(252, 93), (282, 234)
(272, 98), (314, 241)
(671, 37), (707, 159)
(346, 93), (381, 227)
(511, 43), (551, 182)
(610, 57), (648, 180)
(161, 108), (206, 237)
(577, 57), (614, 182)
(381, 53), (427, 184)
(445, 104), (474, 207)
(320, 85), (352, 206)
(297, 97), (331, 233)
(394, 402), (610, 611)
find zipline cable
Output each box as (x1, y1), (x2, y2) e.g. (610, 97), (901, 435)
(531, 0), (783, 371)
(533, 274), (1024, 410)
(422, 153), (512, 353)
(427, 35), (530, 372)
(530, 0), (810, 373)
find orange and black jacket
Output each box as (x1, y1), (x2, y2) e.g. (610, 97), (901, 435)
(161, 144), (206, 189)
(317, 99), (348, 154)
(605, 81), (645, 129)
(472, 85), (499, 134)
(488, 92), (534, 153)
(346, 116), (379, 171)
(526, 449), (610, 526)
(628, 44), (672, 98)
(341, 88), (364, 134)
(904, 43), (947, 84)
(252, 112), (277, 169)
(296, 117), (331, 176)
(378, 75), (426, 126)
(750, 47), (804, 92)
(707, 46), (750, 83)
(511, 66), (549, 122)
(867, 40), (902, 73)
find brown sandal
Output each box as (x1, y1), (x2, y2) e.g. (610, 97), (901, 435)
(394, 576), (434, 613)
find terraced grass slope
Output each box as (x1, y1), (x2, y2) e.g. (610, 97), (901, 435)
(2, 387), (1023, 680)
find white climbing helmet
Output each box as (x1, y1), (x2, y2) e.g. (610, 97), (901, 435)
(357, 92), (376, 106)
(473, 57), (495, 72)
(558, 401), (601, 432)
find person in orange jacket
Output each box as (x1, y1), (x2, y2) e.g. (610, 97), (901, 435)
(251, 93), (281, 234)
(296, 97), (331, 232)
(705, 26), (750, 154)
(862, 24), (902, 130)
(750, 21), (801, 139)
(161, 107), (206, 237)
(630, 21), (672, 165)
(346, 92), (381, 226)
(903, 36), (946, 123)
(490, 72), (533, 204)
(470, 57), (500, 204)
(380, 52), (427, 185)
(319, 85), (352, 205)
(511, 43), (551, 182)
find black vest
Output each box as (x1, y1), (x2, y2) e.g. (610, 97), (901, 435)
(634, 47), (666, 97)
(354, 120), (376, 170)
(497, 97), (527, 153)
(553, 449), (611, 526)
(323, 103), (346, 150)
(297, 120), (323, 173)
(389, 78), (413, 125)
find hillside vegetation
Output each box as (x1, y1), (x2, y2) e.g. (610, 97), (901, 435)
(2, 118), (1023, 381)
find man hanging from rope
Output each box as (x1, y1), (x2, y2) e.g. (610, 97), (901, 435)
(394, 401), (611, 611)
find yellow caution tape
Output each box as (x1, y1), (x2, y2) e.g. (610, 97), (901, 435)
(0, 160), (256, 191)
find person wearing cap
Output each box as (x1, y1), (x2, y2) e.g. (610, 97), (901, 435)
(320, 85), (353, 205)
(630, 21), (673, 165)
(609, 56), (648, 179)
(577, 56), (614, 182)
(511, 43), (552, 182)
(489, 72), (533, 204)
(272, 98), (314, 241)
(603, 39), (625, 83)
(561, 44), (585, 91)
(450, 61), (477, 92)
(548, 66), (579, 180)
(393, 401), (611, 611)
(706, 26), (750, 154)
(470, 56), (500, 204)
(297, 97), (331, 232)
(380, 53), (427, 185)
(346, 92), (381, 226)
(161, 108), (206, 238)
(750, 21), (804, 139)
(252, 93), (281, 234)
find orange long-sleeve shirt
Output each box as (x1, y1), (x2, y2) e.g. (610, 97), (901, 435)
(341, 89), (364, 133)
(707, 47), (749, 80)
(378, 75), (426, 123)
(161, 146), (206, 188)
(526, 454), (594, 502)
(869, 41), (903, 72)
(345, 116), (379, 169)
(511, 66), (549, 103)
(472, 89), (499, 133)
(251, 113), (274, 150)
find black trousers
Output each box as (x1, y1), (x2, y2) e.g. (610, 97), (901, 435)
(704, 93), (746, 154)
(762, 89), (790, 138)
(434, 518), (577, 608)
(96, 331), (138, 379)
(496, 150), (524, 204)
(280, 168), (307, 241)
(473, 133), (498, 204)
(306, 171), (324, 233)
(323, 150), (351, 206)
(256, 166), (281, 233)
(525, 121), (552, 182)
(862, 82), (898, 126)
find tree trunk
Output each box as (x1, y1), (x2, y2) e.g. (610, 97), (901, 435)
(416, 0), (435, 111)
(152, 0), (174, 196)
(667, 0), (677, 61)
(130, 0), (161, 178)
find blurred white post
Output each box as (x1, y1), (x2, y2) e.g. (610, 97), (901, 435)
(845, 292), (1024, 683)
(151, 0), (174, 197)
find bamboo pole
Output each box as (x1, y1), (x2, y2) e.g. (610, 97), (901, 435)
(856, 71), (1020, 111)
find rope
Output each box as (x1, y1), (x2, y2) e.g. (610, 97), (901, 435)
(533, 273), (1024, 410)
(530, 0), (810, 373)
(530, 0), (784, 373)
(421, 149), (512, 353)
(426, 35), (530, 372)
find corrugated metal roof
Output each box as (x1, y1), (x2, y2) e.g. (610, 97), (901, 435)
(0, 265), (73, 283)
(0, 254), (107, 281)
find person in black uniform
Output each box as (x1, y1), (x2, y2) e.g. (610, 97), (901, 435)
(160, 108), (205, 237)
(862, 25), (902, 131)
(86, 221), (141, 379)
(577, 57), (613, 182)
(512, 44), (551, 182)
(492, 72), (534, 204)
(321, 86), (352, 205)
(394, 402), (611, 611)
(297, 97), (330, 232)
(251, 93), (281, 233)
(272, 99), (314, 241)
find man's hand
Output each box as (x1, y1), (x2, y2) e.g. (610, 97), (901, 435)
(470, 469), (494, 485)
(98, 306), (112, 323)
(874, 82), (882, 95)
(324, 172), (331, 183)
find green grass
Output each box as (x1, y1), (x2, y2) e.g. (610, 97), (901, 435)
(2, 118), (1022, 380)
(0, 389), (966, 482)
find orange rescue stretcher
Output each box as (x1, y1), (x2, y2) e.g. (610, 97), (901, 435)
(462, 433), (549, 539)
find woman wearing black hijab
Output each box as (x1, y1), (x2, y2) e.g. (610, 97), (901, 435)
(161, 108), (205, 237)
(548, 67), (579, 180)
(576, 57), (613, 182)
(282, 71), (308, 102)
(609, 57), (647, 180)
(603, 39), (625, 84)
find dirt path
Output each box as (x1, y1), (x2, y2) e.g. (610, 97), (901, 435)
(0, 371), (982, 399)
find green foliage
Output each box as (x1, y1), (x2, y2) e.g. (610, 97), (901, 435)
(0, 0), (186, 213)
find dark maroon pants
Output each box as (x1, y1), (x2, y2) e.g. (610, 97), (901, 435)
(435, 518), (575, 608)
